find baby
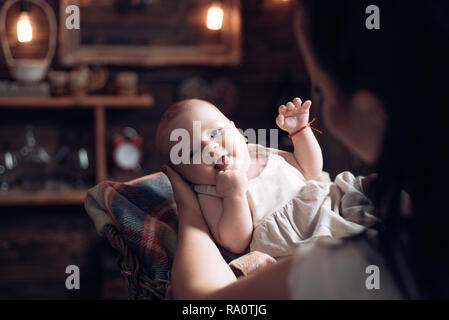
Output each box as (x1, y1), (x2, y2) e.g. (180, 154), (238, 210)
(156, 98), (376, 258)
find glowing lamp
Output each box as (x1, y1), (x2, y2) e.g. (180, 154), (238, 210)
(17, 1), (32, 42)
(0, 0), (57, 83)
(206, 1), (224, 31)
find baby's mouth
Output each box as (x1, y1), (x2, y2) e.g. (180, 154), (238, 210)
(214, 154), (232, 171)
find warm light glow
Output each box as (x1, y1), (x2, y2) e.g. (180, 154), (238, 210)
(206, 3), (224, 31)
(17, 11), (33, 43)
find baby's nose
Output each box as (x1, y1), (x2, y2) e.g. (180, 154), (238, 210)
(208, 140), (219, 150)
(205, 141), (219, 157)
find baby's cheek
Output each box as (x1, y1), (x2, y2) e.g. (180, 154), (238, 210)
(223, 132), (241, 153)
(187, 164), (216, 185)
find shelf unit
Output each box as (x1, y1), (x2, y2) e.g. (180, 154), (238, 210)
(0, 95), (154, 206)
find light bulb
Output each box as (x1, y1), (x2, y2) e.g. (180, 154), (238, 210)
(206, 3), (223, 31)
(17, 11), (33, 43)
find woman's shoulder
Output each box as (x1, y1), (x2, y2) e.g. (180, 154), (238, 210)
(287, 231), (405, 299)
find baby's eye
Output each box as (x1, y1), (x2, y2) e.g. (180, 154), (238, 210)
(210, 129), (221, 138)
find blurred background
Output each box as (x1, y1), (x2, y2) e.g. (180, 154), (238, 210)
(0, 0), (372, 299)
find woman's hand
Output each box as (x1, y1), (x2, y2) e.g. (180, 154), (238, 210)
(276, 97), (312, 134)
(163, 165), (292, 300)
(164, 164), (241, 299)
(161, 165), (202, 220)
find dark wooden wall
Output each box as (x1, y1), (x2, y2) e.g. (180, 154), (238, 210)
(0, 0), (371, 299)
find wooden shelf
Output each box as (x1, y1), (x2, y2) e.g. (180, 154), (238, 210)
(0, 95), (155, 206)
(0, 95), (154, 108)
(0, 188), (88, 206)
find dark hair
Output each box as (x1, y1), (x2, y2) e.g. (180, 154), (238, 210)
(298, 0), (449, 298)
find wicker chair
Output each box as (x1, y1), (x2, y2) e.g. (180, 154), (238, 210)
(103, 224), (167, 300)
(102, 223), (244, 300)
(86, 171), (283, 300)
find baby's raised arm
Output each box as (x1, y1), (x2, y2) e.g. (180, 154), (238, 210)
(198, 170), (253, 254)
(276, 98), (323, 180)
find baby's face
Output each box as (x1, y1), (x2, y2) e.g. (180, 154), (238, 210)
(164, 101), (250, 185)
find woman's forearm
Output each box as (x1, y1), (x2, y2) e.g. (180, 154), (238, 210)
(171, 208), (238, 299)
(171, 204), (291, 300)
(173, 219), (292, 300)
(163, 165), (236, 299)
(165, 165), (290, 300)
(208, 256), (292, 299)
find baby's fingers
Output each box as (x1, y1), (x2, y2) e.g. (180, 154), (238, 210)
(276, 114), (285, 128)
(302, 100), (312, 110)
(286, 102), (295, 111)
(278, 104), (287, 114)
(293, 97), (302, 108)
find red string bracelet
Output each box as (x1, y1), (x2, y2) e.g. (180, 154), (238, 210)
(288, 117), (323, 138)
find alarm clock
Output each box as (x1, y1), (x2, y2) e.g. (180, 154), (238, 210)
(112, 127), (143, 171)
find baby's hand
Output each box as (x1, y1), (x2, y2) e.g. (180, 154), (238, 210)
(216, 170), (248, 198)
(276, 97), (312, 134)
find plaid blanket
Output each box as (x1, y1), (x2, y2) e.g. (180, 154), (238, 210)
(84, 172), (276, 299)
